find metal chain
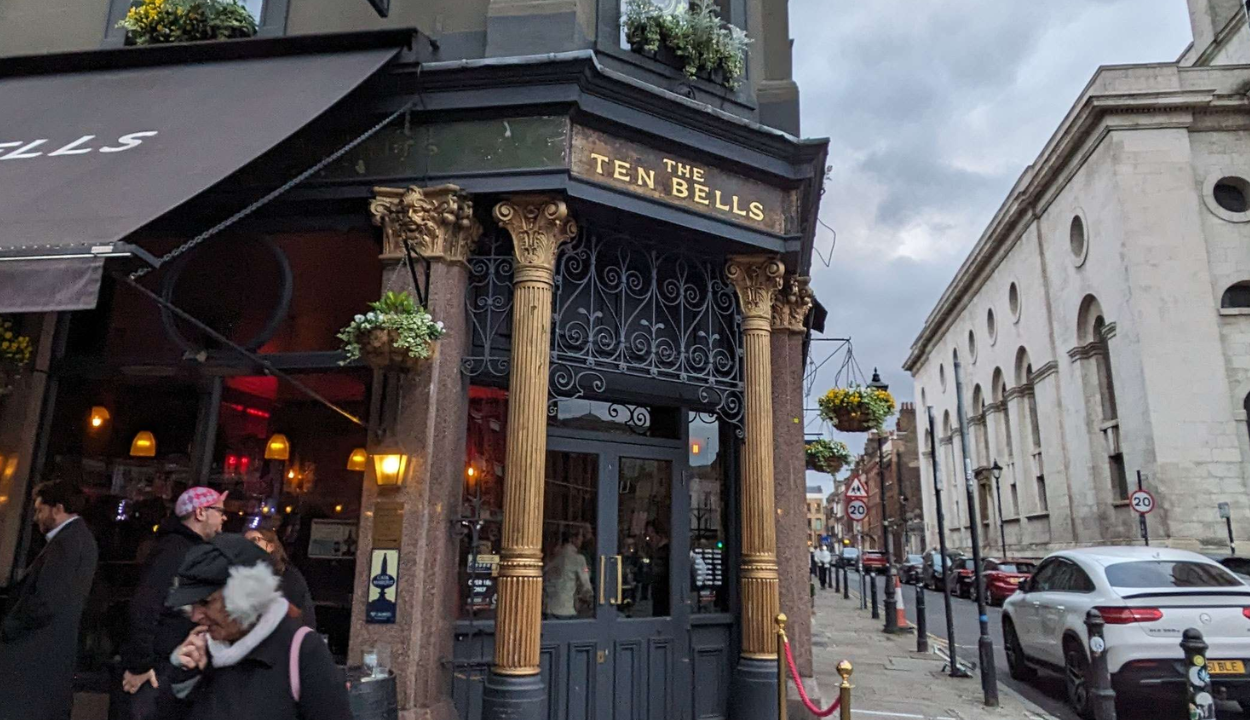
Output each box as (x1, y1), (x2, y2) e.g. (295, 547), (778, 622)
(130, 98), (416, 280)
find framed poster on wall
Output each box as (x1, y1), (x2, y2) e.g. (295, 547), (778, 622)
(307, 519), (358, 559)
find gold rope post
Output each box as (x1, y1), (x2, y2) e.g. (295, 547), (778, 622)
(837, 660), (853, 720)
(776, 614), (788, 720)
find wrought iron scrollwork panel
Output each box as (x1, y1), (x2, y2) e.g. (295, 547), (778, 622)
(463, 232), (514, 380)
(463, 226), (744, 432)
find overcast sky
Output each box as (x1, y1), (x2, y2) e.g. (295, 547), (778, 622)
(794, 0), (1195, 493)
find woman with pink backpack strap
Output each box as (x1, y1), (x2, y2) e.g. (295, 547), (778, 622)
(163, 534), (352, 720)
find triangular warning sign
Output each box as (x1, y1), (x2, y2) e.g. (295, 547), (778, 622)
(844, 477), (869, 499)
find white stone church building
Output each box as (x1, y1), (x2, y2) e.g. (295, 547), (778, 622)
(905, 0), (1250, 556)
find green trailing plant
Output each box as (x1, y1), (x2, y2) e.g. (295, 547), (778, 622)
(622, 0), (750, 89)
(337, 291), (445, 367)
(118, 0), (257, 46)
(805, 438), (851, 475)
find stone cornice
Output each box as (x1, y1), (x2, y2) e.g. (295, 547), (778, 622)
(1068, 342), (1104, 362)
(1031, 361), (1059, 382)
(370, 184), (481, 265)
(902, 62), (1250, 373)
(1100, 321), (1117, 341)
(771, 275), (814, 333)
(1004, 385), (1027, 402)
(985, 401), (1006, 415)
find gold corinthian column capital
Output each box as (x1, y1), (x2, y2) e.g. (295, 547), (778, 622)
(489, 195), (576, 678)
(369, 184), (482, 265)
(726, 254), (785, 660)
(493, 196), (579, 284)
(771, 275), (813, 334)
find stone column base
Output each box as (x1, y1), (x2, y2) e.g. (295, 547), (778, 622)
(481, 671), (545, 720)
(729, 657), (780, 720)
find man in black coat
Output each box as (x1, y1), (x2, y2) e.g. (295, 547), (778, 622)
(0, 481), (99, 720)
(118, 487), (227, 719)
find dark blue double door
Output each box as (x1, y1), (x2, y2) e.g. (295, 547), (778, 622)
(540, 435), (692, 720)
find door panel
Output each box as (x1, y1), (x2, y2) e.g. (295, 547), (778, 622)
(541, 438), (690, 720)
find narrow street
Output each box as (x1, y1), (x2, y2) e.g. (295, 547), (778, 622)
(842, 570), (1245, 720)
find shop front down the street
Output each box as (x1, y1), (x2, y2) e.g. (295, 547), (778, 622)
(0, 29), (828, 720)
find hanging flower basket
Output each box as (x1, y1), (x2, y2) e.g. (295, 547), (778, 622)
(0, 318), (33, 397)
(337, 291), (445, 372)
(805, 439), (851, 475)
(817, 384), (896, 433)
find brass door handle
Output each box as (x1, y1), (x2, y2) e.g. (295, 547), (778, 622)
(615, 554), (624, 605)
(599, 555), (606, 605)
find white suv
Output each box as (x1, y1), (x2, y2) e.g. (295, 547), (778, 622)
(1002, 547), (1250, 718)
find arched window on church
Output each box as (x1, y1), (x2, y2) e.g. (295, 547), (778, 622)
(1222, 281), (1250, 309)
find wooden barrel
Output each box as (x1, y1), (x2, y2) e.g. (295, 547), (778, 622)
(346, 668), (398, 720)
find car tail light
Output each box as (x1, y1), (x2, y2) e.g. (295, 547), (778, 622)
(1097, 606), (1163, 624)
(1241, 607), (1250, 620)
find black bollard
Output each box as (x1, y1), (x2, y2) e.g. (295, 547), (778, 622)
(870, 572), (880, 619)
(916, 584), (929, 654)
(1182, 628), (1216, 720)
(835, 563), (841, 593)
(1084, 610), (1116, 720)
(860, 570), (867, 609)
(842, 566), (850, 600)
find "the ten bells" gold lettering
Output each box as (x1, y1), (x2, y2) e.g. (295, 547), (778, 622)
(590, 152), (765, 222)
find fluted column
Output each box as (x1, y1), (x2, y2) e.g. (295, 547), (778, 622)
(727, 255), (785, 663)
(482, 196), (577, 720)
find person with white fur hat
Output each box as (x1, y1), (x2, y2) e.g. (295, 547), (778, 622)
(163, 534), (352, 720)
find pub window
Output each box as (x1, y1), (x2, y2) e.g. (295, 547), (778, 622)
(459, 386), (508, 621)
(689, 413), (729, 614)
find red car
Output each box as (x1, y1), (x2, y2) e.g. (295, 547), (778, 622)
(861, 551), (888, 574)
(980, 559), (1036, 606)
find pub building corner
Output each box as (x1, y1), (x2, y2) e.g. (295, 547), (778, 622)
(0, 29), (828, 720)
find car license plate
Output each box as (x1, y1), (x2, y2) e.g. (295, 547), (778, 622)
(1209, 660), (1245, 675)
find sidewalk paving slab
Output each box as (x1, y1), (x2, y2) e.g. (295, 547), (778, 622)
(800, 587), (1059, 720)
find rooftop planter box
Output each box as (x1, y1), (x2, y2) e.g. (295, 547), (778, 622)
(118, 0), (257, 46)
(622, 0), (749, 90)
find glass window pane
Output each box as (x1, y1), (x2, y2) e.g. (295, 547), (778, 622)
(689, 413), (728, 613)
(459, 386), (508, 620)
(543, 451), (599, 620)
(1105, 561), (1241, 589)
(618, 457), (672, 618)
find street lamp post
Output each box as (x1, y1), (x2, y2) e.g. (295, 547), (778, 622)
(991, 460), (1007, 558)
(869, 369), (900, 634)
(953, 355), (999, 707)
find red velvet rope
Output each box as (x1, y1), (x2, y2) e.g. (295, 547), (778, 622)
(783, 637), (841, 717)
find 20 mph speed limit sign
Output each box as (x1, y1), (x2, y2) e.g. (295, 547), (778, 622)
(846, 499), (869, 523)
(1129, 489), (1155, 515)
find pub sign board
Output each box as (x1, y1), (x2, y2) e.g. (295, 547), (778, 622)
(570, 125), (797, 235)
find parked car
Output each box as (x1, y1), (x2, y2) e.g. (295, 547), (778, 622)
(977, 558), (1036, 606)
(1002, 547), (1250, 717)
(952, 557), (979, 598)
(900, 554), (924, 584)
(837, 547), (860, 569)
(861, 551), (888, 575)
(922, 549), (961, 591)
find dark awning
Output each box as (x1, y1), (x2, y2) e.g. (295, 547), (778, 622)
(0, 39), (402, 313)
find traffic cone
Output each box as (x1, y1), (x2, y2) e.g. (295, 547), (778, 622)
(895, 575), (908, 628)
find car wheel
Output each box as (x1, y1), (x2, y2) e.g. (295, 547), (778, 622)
(1064, 639), (1094, 720)
(1003, 619), (1035, 681)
